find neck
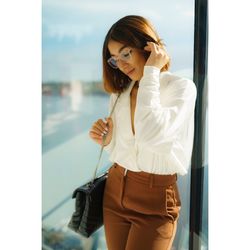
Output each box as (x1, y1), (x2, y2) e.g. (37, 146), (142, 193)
(134, 81), (139, 88)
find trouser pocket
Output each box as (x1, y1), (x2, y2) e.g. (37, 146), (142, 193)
(122, 175), (182, 218)
(166, 183), (181, 222)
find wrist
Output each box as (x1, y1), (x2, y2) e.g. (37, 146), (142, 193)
(143, 65), (161, 75)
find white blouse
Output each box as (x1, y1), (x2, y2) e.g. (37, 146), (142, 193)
(104, 66), (197, 175)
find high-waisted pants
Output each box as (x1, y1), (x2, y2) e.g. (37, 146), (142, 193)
(103, 163), (181, 250)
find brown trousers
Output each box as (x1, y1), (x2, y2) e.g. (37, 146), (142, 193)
(103, 163), (181, 250)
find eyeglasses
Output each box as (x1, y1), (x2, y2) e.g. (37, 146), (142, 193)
(107, 48), (132, 69)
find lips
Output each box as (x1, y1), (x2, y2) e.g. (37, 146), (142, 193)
(126, 69), (135, 75)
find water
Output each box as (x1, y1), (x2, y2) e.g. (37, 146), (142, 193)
(42, 94), (109, 154)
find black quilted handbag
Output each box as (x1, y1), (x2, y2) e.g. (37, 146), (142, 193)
(67, 172), (108, 237)
(68, 93), (121, 237)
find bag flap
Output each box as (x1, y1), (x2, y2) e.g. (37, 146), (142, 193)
(71, 171), (108, 199)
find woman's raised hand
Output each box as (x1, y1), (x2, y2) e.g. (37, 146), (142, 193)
(89, 117), (113, 146)
(144, 41), (169, 70)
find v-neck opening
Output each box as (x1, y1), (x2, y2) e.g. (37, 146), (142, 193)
(129, 81), (138, 137)
(130, 97), (135, 137)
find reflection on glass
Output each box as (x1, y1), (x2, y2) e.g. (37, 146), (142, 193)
(70, 80), (83, 113)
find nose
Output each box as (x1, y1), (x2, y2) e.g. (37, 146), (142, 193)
(117, 60), (130, 72)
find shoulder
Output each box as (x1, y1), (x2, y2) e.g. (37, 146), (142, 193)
(109, 92), (121, 105)
(160, 71), (197, 96)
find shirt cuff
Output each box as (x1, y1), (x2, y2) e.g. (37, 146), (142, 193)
(143, 66), (160, 76)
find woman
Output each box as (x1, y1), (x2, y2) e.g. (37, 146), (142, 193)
(89, 15), (197, 250)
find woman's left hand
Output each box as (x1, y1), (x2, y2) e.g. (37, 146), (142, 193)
(144, 42), (169, 69)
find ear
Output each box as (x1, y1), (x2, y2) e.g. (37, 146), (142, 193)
(144, 45), (151, 51)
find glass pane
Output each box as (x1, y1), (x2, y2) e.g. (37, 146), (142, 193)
(42, 1), (195, 249)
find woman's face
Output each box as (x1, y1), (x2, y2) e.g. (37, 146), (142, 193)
(107, 40), (147, 81)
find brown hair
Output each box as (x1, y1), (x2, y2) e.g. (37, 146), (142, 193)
(102, 15), (170, 94)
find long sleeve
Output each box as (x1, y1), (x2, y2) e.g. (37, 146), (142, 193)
(134, 66), (197, 154)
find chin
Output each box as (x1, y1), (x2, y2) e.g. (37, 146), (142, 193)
(134, 75), (142, 81)
(131, 73), (142, 81)
(129, 76), (138, 81)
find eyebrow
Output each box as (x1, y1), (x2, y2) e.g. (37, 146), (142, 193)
(110, 45), (128, 56)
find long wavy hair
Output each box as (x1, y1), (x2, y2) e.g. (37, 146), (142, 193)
(102, 15), (170, 94)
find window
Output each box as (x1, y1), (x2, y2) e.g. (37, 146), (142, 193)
(42, 1), (208, 249)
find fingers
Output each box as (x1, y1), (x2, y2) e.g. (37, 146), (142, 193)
(92, 124), (107, 136)
(145, 42), (157, 53)
(89, 130), (103, 140)
(145, 42), (166, 53)
(90, 119), (108, 136)
(150, 42), (158, 52)
(144, 44), (151, 51)
(89, 117), (113, 142)
(90, 118), (109, 136)
(105, 117), (113, 129)
(144, 41), (169, 69)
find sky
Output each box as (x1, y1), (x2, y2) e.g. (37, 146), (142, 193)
(42, 0), (195, 82)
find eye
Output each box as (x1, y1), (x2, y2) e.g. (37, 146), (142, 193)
(121, 49), (131, 59)
(122, 53), (130, 58)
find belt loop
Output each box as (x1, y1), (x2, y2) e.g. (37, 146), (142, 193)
(149, 174), (153, 188)
(124, 168), (128, 176)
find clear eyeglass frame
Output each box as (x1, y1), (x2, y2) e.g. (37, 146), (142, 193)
(107, 48), (132, 69)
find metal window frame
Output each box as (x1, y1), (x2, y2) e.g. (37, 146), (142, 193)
(189, 0), (208, 249)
